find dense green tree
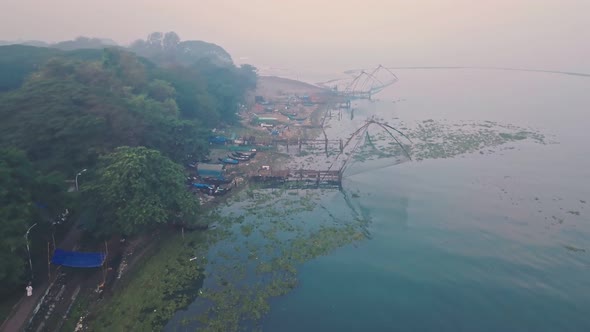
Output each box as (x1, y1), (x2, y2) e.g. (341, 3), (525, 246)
(81, 147), (200, 236)
(147, 79), (176, 102)
(51, 37), (118, 51)
(130, 31), (233, 66)
(162, 32), (181, 52)
(0, 148), (66, 293)
(0, 40), (257, 242)
(0, 48), (219, 174)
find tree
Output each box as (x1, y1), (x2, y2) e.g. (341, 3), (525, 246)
(0, 148), (66, 293)
(82, 147), (200, 237)
(147, 32), (164, 50)
(163, 32), (180, 52)
(0, 44), (259, 177)
(238, 64), (258, 90)
(148, 79), (176, 102)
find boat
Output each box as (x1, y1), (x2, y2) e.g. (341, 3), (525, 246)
(192, 183), (214, 190)
(202, 177), (232, 185)
(212, 186), (233, 196)
(234, 151), (256, 158)
(230, 154), (250, 161)
(219, 157), (239, 165)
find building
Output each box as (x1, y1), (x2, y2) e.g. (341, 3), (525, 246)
(197, 163), (225, 179)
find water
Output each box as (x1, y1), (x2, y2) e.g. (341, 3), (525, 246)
(261, 69), (590, 331)
(166, 68), (590, 331)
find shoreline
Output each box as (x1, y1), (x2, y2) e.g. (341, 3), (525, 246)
(78, 75), (337, 330)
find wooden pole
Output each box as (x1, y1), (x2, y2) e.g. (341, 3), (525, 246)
(102, 263), (106, 287)
(102, 240), (108, 287)
(47, 241), (51, 280)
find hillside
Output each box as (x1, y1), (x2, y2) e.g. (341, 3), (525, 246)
(0, 43), (257, 294)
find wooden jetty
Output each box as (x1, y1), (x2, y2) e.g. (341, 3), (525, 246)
(250, 169), (342, 189)
(270, 137), (344, 156)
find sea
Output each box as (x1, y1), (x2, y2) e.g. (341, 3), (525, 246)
(170, 68), (590, 331)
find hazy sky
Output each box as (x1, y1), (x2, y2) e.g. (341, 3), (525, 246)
(2, 0), (589, 75)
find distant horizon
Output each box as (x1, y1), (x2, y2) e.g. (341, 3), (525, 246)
(0, 31), (590, 84)
(3, 0), (589, 74)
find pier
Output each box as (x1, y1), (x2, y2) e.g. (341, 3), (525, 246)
(250, 169), (342, 189)
(270, 137), (344, 157)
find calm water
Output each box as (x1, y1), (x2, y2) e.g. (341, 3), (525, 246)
(261, 69), (590, 331)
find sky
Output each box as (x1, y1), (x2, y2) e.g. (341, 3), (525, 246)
(2, 0), (589, 77)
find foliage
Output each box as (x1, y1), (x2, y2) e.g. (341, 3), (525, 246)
(0, 148), (66, 294)
(0, 45), (105, 92)
(51, 36), (117, 51)
(0, 45), (61, 92)
(0, 44), (256, 175)
(0, 36), (257, 303)
(130, 31), (233, 66)
(81, 147), (200, 236)
(91, 231), (212, 331)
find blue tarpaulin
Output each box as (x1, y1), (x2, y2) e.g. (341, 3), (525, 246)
(193, 183), (214, 190)
(51, 248), (106, 268)
(209, 136), (227, 144)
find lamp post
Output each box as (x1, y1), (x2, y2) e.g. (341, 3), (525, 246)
(25, 223), (38, 281)
(75, 168), (87, 191)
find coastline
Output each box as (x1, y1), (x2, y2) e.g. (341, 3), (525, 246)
(80, 75), (340, 330)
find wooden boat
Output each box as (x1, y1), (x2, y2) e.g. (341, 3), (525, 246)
(202, 177), (232, 185)
(219, 157), (239, 165)
(230, 154), (250, 161)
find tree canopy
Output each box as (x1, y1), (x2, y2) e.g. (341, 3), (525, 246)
(0, 148), (66, 293)
(130, 31), (233, 66)
(0, 46), (255, 174)
(0, 35), (257, 291)
(81, 147), (200, 237)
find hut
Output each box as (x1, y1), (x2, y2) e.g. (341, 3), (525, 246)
(197, 163), (225, 179)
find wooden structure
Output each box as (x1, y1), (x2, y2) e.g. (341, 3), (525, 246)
(250, 169), (342, 189)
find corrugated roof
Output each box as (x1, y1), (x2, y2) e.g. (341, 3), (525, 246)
(197, 163), (224, 171)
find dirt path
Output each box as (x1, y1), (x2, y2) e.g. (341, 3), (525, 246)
(0, 225), (83, 332)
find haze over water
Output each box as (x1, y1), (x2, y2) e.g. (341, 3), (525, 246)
(261, 68), (590, 331)
(4, 1), (590, 330)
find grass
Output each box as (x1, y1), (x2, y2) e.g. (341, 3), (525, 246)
(88, 230), (220, 331)
(60, 294), (90, 332)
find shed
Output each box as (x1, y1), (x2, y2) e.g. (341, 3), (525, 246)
(197, 163), (225, 179)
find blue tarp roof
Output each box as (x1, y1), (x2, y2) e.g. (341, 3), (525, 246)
(209, 136), (228, 144)
(197, 169), (224, 178)
(51, 248), (106, 268)
(193, 183), (214, 190)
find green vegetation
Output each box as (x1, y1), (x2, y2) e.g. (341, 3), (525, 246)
(60, 294), (90, 332)
(564, 245), (585, 253)
(130, 31), (233, 66)
(92, 230), (219, 331)
(81, 147), (201, 236)
(0, 148), (66, 295)
(0, 36), (257, 293)
(188, 189), (367, 331)
(352, 119), (547, 163)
